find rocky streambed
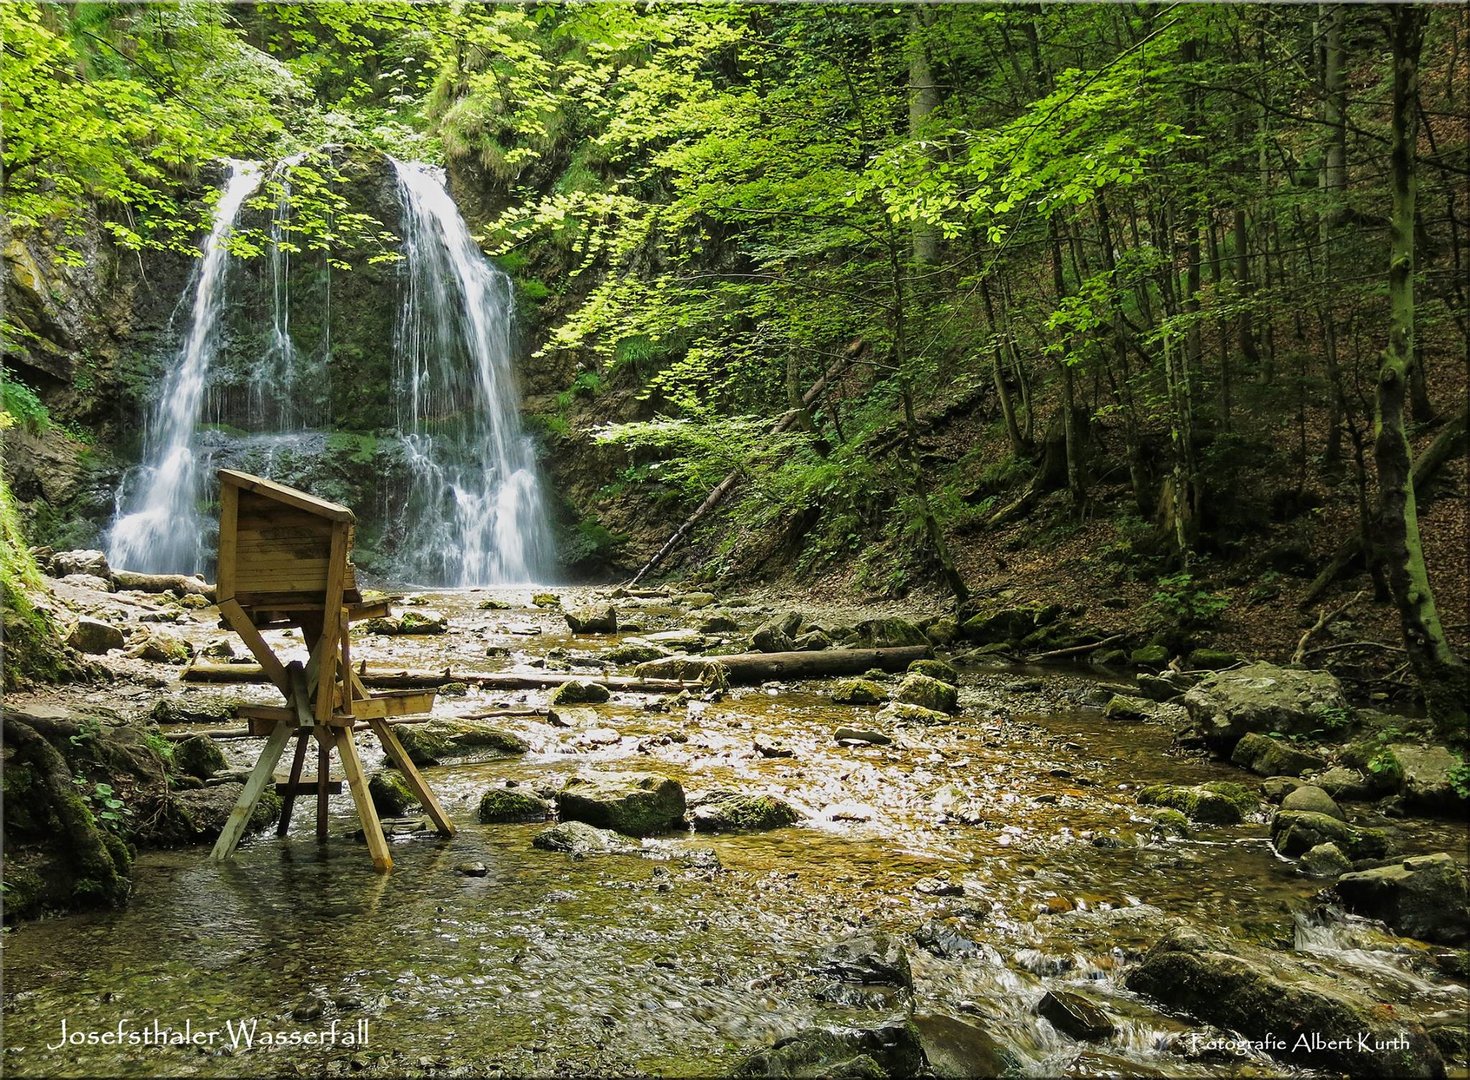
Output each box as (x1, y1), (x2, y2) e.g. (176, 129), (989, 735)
(2, 581), (1468, 1078)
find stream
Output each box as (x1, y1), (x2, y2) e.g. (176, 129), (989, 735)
(4, 587), (1467, 1078)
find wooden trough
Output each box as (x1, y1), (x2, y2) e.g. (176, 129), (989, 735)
(208, 469), (454, 872)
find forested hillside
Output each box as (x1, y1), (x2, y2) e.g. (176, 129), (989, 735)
(3, 3), (1466, 731)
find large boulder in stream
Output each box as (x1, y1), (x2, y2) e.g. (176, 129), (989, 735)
(565, 604), (618, 634)
(850, 617), (929, 649)
(893, 673), (958, 714)
(478, 787), (549, 823)
(831, 678), (887, 705)
(689, 790), (799, 832)
(751, 612), (803, 653)
(729, 1019), (925, 1079)
(1136, 782), (1259, 825)
(66, 616), (124, 655)
(531, 820), (635, 856)
(394, 719), (528, 766)
(1125, 926), (1444, 1078)
(912, 1014), (1018, 1079)
(1332, 853), (1469, 946)
(556, 772), (686, 836)
(1230, 731), (1327, 777)
(1182, 662), (1349, 748)
(550, 679), (611, 705)
(1270, 809), (1388, 860)
(1378, 744), (1469, 811)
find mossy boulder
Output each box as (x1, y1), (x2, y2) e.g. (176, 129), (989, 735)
(478, 787), (549, 824)
(1137, 781), (1259, 825)
(877, 701), (951, 726)
(1230, 732), (1327, 778)
(172, 734), (226, 780)
(832, 678), (887, 706)
(1103, 695), (1152, 722)
(1037, 989), (1115, 1040)
(960, 606), (1039, 644)
(362, 610), (449, 635)
(1380, 744), (1468, 811)
(565, 605), (617, 634)
(730, 1019), (924, 1079)
(531, 593), (561, 607)
(172, 784), (280, 843)
(550, 679), (611, 706)
(1183, 662), (1350, 748)
(689, 790), (799, 832)
(894, 673), (958, 714)
(907, 658), (957, 685)
(1129, 644), (1171, 668)
(603, 641), (669, 665)
(1280, 784), (1344, 820)
(129, 630), (191, 664)
(67, 616), (124, 654)
(556, 772), (686, 837)
(394, 720), (528, 766)
(1300, 842), (1352, 879)
(751, 612), (803, 653)
(369, 771), (419, 817)
(1187, 648), (1237, 671)
(1144, 807), (1193, 839)
(1270, 810), (1388, 860)
(851, 617), (929, 649)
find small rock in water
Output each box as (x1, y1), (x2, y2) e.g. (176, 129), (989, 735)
(753, 739), (794, 759)
(834, 726), (891, 746)
(455, 861), (489, 877)
(531, 593), (561, 607)
(915, 920), (983, 958)
(824, 802), (877, 823)
(1037, 989), (1116, 1040)
(914, 876), (964, 897)
(550, 680), (611, 706)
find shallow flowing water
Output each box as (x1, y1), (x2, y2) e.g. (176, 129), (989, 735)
(4, 589), (1466, 1078)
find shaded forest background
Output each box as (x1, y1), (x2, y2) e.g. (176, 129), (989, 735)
(2, 3), (1466, 727)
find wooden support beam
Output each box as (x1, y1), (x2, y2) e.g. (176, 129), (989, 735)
(217, 598), (290, 695)
(277, 732), (310, 837)
(368, 718), (455, 837)
(335, 728), (392, 872)
(209, 719), (293, 863)
(275, 780), (343, 797)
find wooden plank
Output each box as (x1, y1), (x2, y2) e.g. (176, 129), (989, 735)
(336, 728), (393, 872)
(208, 718), (293, 862)
(220, 469), (356, 522)
(235, 572), (332, 594)
(369, 718), (455, 837)
(276, 732), (310, 837)
(345, 600), (393, 623)
(235, 525), (333, 543)
(217, 482), (239, 601)
(349, 691), (436, 720)
(275, 780), (342, 796)
(189, 664), (687, 692)
(218, 598), (290, 695)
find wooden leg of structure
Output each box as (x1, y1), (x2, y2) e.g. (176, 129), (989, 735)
(276, 733), (310, 837)
(335, 728), (392, 873)
(368, 718), (456, 837)
(209, 719), (293, 863)
(316, 728), (331, 842)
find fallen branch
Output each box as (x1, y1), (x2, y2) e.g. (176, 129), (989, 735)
(112, 569), (215, 598)
(636, 645), (930, 684)
(182, 663), (687, 693)
(1025, 633), (1126, 663)
(1292, 589), (1366, 664)
(1301, 640), (1405, 658)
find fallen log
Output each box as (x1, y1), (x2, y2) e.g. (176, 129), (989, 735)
(112, 569), (215, 598)
(636, 645), (930, 684)
(181, 663), (687, 693)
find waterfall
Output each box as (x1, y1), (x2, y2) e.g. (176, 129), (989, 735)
(249, 153), (315, 432)
(107, 160), (263, 575)
(389, 158), (555, 585)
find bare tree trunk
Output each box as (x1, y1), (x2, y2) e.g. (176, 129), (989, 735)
(1375, 6), (1468, 743)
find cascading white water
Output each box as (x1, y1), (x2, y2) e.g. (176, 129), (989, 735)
(107, 160), (263, 575)
(249, 153), (315, 432)
(389, 158), (555, 585)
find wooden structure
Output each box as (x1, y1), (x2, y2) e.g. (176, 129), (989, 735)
(208, 469), (454, 872)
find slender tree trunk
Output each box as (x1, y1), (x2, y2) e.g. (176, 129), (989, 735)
(980, 276), (1028, 457)
(1048, 216), (1086, 511)
(907, 9), (940, 268)
(1375, 6), (1468, 743)
(1319, 2), (1348, 471)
